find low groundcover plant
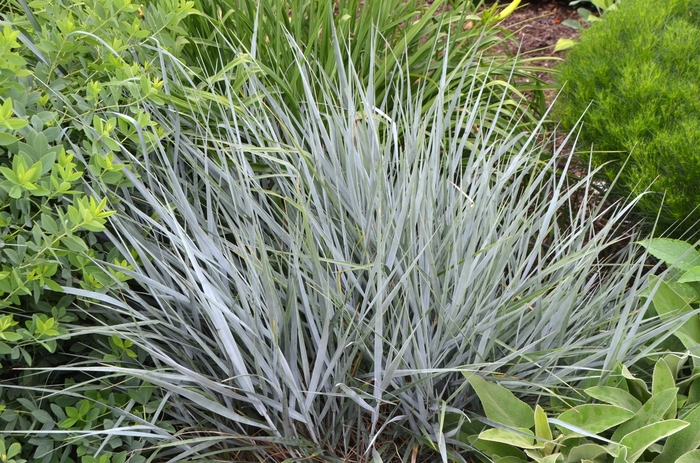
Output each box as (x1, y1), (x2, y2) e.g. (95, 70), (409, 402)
(466, 354), (700, 463)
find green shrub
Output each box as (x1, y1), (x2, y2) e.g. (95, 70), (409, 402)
(466, 355), (700, 463)
(0, 0), (196, 460)
(555, 0), (700, 238)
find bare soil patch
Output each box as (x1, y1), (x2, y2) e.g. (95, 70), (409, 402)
(499, 0), (580, 74)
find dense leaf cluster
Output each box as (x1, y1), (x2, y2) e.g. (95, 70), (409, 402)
(0, 0), (189, 460)
(556, 0), (700, 238)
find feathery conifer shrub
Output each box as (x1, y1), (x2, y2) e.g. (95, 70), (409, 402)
(556, 0), (700, 238)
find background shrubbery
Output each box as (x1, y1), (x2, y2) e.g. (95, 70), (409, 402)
(556, 0), (700, 238)
(0, 0), (195, 460)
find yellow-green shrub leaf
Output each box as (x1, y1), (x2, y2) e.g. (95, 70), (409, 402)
(466, 374), (535, 429)
(567, 443), (610, 462)
(554, 38), (577, 52)
(653, 357), (676, 395)
(652, 404), (700, 463)
(528, 453), (561, 463)
(621, 364), (651, 403)
(473, 437), (527, 461)
(679, 266), (700, 283)
(0, 341), (13, 355)
(638, 239), (700, 271)
(479, 428), (541, 450)
(0, 332), (22, 342)
(676, 449), (700, 463)
(612, 388), (678, 442)
(617, 420), (689, 463)
(650, 277), (700, 353)
(557, 404), (634, 435)
(61, 235), (88, 253)
(535, 405), (552, 441)
(0, 133), (18, 146)
(534, 404), (555, 455)
(585, 386), (643, 412)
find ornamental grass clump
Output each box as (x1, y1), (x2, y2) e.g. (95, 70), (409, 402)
(47, 34), (685, 461)
(555, 0), (700, 239)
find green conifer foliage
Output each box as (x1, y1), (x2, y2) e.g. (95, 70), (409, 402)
(556, 0), (700, 238)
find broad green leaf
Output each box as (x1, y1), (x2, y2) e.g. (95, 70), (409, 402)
(557, 404), (634, 435)
(128, 382), (154, 405)
(478, 428), (541, 450)
(61, 235), (88, 253)
(653, 358), (678, 420)
(590, 0), (614, 8)
(65, 406), (78, 418)
(78, 399), (90, 416)
(567, 443), (610, 462)
(466, 374), (535, 429)
(38, 151), (56, 176)
(561, 19), (580, 29)
(0, 166), (17, 182)
(534, 405), (554, 455)
(59, 417), (79, 429)
(473, 437), (527, 461)
(676, 450), (700, 463)
(680, 266), (700, 284)
(667, 280), (700, 303)
(44, 279), (64, 292)
(649, 277), (700, 355)
(638, 238), (700, 271)
(31, 409), (54, 424)
(0, 341), (13, 355)
(0, 331), (22, 342)
(614, 448), (628, 463)
(585, 386), (643, 412)
(612, 388), (678, 442)
(524, 450), (562, 463)
(6, 442), (20, 460)
(653, 357), (676, 395)
(0, 132), (18, 146)
(652, 404), (700, 463)
(661, 354), (684, 379)
(3, 118), (27, 130)
(616, 420), (689, 463)
(493, 457), (528, 463)
(0, 97), (12, 118)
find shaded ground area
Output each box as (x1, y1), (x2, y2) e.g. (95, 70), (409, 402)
(497, 0), (583, 100)
(500, 0), (580, 70)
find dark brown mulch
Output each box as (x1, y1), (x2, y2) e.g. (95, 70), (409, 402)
(499, 0), (581, 64)
(495, 0), (583, 95)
